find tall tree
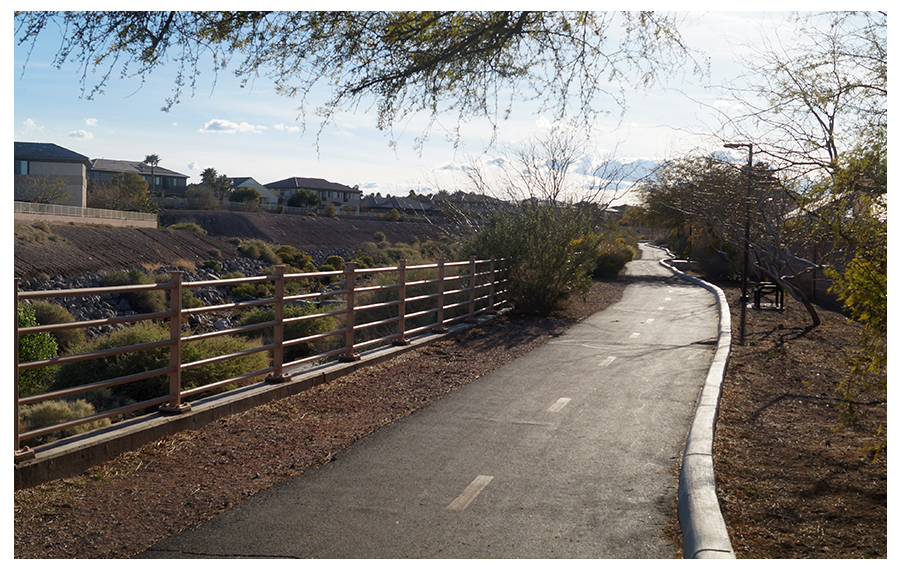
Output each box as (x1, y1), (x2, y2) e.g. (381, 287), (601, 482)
(15, 11), (699, 147)
(143, 154), (161, 194)
(639, 154), (823, 327)
(720, 11), (885, 179)
(14, 175), (71, 204)
(87, 172), (153, 212)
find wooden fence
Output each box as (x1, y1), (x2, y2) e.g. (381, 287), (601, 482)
(15, 258), (507, 461)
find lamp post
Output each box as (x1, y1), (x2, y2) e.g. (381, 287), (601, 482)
(724, 142), (753, 345)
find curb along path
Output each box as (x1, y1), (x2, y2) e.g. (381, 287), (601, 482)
(659, 253), (735, 559)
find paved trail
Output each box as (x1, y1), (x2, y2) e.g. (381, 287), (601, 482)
(141, 244), (718, 559)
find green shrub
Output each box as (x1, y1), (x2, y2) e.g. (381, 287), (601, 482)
(238, 239), (281, 265)
(593, 250), (633, 279)
(231, 281), (272, 300)
(237, 242), (260, 260)
(373, 231), (386, 242)
(54, 322), (269, 410)
(238, 303), (338, 362)
(54, 322), (170, 405)
(690, 238), (740, 279)
(17, 304), (58, 396)
(462, 203), (600, 315)
(182, 288), (202, 309)
(202, 259), (222, 272)
(99, 268), (165, 314)
(30, 300), (81, 354)
(353, 251), (375, 269)
(18, 399), (110, 446)
(167, 222), (207, 235)
(180, 335), (269, 397)
(325, 255), (345, 270)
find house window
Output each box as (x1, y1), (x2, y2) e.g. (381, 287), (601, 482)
(15, 160), (29, 175)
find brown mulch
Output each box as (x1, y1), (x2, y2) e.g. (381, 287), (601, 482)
(12, 276), (887, 559)
(710, 283), (887, 558)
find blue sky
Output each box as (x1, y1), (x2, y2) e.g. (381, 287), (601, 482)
(12, 10), (805, 203)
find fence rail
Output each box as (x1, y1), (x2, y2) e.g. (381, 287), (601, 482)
(15, 258), (507, 461)
(14, 201), (158, 222)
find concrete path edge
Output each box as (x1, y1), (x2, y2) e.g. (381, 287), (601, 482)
(658, 254), (736, 559)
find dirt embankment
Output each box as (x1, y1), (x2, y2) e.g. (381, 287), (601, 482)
(14, 211), (459, 281)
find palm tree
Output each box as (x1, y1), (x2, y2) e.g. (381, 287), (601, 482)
(200, 167), (218, 186)
(143, 154), (161, 194)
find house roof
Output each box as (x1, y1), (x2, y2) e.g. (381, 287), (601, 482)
(89, 158), (188, 179)
(360, 195), (435, 212)
(264, 177), (359, 193)
(15, 141), (90, 165)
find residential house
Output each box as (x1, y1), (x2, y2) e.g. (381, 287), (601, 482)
(232, 177), (279, 208)
(14, 141), (91, 207)
(430, 191), (506, 217)
(359, 194), (440, 217)
(265, 177), (361, 213)
(89, 158), (189, 196)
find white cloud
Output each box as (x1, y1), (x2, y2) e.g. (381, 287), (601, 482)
(199, 119), (267, 134)
(67, 130), (93, 140)
(21, 118), (41, 133)
(274, 123), (301, 133)
(188, 161), (201, 171)
(84, 118), (98, 126)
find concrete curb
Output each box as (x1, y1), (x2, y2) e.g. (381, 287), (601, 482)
(14, 312), (504, 490)
(658, 253), (736, 559)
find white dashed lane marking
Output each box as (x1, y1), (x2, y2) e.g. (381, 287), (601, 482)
(548, 397), (571, 413)
(447, 475), (493, 511)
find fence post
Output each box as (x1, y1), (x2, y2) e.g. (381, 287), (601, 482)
(159, 271), (191, 414)
(266, 265), (291, 383)
(486, 256), (498, 315)
(465, 256), (478, 323)
(394, 259), (410, 345)
(14, 277), (35, 462)
(433, 258), (448, 333)
(340, 262), (361, 361)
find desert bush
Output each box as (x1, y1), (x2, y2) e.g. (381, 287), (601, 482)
(690, 236), (740, 280)
(99, 268), (166, 314)
(182, 288), (202, 309)
(17, 303), (59, 396)
(231, 281), (272, 300)
(238, 303), (339, 362)
(238, 239), (281, 265)
(53, 322), (269, 410)
(202, 259), (222, 272)
(373, 231), (386, 242)
(18, 399), (110, 447)
(462, 203), (600, 315)
(30, 300), (82, 353)
(325, 255), (346, 270)
(593, 249), (633, 279)
(167, 221), (207, 235)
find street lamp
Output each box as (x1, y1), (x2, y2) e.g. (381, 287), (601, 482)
(724, 142), (753, 345)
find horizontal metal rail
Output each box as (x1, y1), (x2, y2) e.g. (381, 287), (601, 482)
(14, 257), (507, 461)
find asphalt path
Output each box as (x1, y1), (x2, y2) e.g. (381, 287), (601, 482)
(140, 244), (719, 559)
